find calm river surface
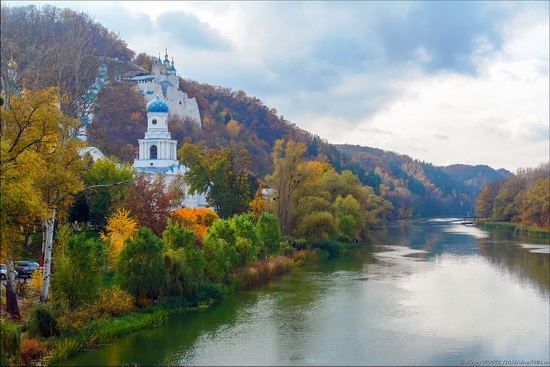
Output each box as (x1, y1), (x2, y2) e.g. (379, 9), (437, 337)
(59, 218), (550, 366)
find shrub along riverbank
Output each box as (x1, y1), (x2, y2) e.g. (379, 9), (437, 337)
(476, 219), (550, 239)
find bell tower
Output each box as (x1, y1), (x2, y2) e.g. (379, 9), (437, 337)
(133, 96), (178, 167)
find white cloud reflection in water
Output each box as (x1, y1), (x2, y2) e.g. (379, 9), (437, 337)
(385, 253), (549, 359)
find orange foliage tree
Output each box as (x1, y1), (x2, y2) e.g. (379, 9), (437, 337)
(249, 179), (267, 220)
(171, 207), (219, 240)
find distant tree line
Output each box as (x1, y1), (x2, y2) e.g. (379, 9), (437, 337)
(475, 163), (549, 229)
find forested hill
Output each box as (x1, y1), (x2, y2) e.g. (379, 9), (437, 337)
(335, 144), (510, 218)
(441, 164), (512, 194)
(1, 4), (511, 219)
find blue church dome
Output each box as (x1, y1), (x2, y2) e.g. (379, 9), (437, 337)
(147, 96), (169, 113)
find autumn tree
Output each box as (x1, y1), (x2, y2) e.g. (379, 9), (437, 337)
(171, 207), (219, 239)
(133, 52), (157, 71)
(520, 177), (550, 229)
(264, 140), (308, 235)
(475, 162), (549, 228)
(33, 111), (86, 303)
(100, 208), (138, 270)
(475, 183), (500, 218)
(249, 179), (267, 219)
(122, 173), (179, 237)
(89, 82), (146, 163)
(0, 88), (85, 311)
(492, 175), (525, 222)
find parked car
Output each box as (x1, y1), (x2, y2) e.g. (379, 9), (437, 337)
(13, 261), (40, 278)
(0, 264), (18, 280)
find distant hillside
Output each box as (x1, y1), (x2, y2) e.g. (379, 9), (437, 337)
(441, 164), (512, 195)
(335, 144), (508, 218)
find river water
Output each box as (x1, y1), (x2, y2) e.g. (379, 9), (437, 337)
(59, 218), (550, 366)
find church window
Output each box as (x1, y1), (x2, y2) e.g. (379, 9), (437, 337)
(152, 119), (157, 125)
(150, 145), (158, 159)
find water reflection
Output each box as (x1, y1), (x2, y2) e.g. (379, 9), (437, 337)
(478, 236), (549, 295)
(389, 253), (549, 360)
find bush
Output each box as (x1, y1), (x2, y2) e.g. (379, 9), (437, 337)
(290, 249), (319, 266)
(20, 338), (48, 364)
(283, 236), (309, 250)
(0, 318), (20, 362)
(95, 286), (136, 317)
(189, 283), (224, 306)
(27, 303), (59, 338)
(314, 239), (343, 258)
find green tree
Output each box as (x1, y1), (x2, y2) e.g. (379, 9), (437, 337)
(333, 195), (364, 240)
(178, 143), (252, 218)
(296, 211), (339, 243)
(162, 221), (206, 296)
(51, 233), (102, 311)
(202, 219), (238, 282)
(80, 157), (135, 226)
(162, 220), (196, 250)
(256, 213), (282, 257)
(116, 227), (169, 303)
(231, 214), (261, 266)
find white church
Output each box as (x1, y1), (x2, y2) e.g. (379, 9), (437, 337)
(133, 94), (208, 208)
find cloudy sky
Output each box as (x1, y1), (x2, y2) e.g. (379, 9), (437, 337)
(6, 1), (549, 172)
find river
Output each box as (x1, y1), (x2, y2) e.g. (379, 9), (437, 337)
(59, 218), (550, 366)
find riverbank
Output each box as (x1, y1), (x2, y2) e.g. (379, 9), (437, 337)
(476, 220), (550, 239)
(1, 245), (343, 366)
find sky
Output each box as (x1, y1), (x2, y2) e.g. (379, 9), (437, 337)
(5, 1), (549, 172)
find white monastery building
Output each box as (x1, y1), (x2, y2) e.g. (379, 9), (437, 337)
(125, 49), (201, 127)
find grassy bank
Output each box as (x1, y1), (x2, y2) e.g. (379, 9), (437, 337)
(476, 220), (550, 239)
(47, 309), (169, 364)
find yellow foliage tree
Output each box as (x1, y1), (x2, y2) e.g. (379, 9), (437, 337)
(226, 119), (241, 138)
(1, 88), (85, 311)
(101, 208), (138, 270)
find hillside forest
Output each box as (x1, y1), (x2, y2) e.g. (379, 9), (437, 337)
(0, 5), (548, 364)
